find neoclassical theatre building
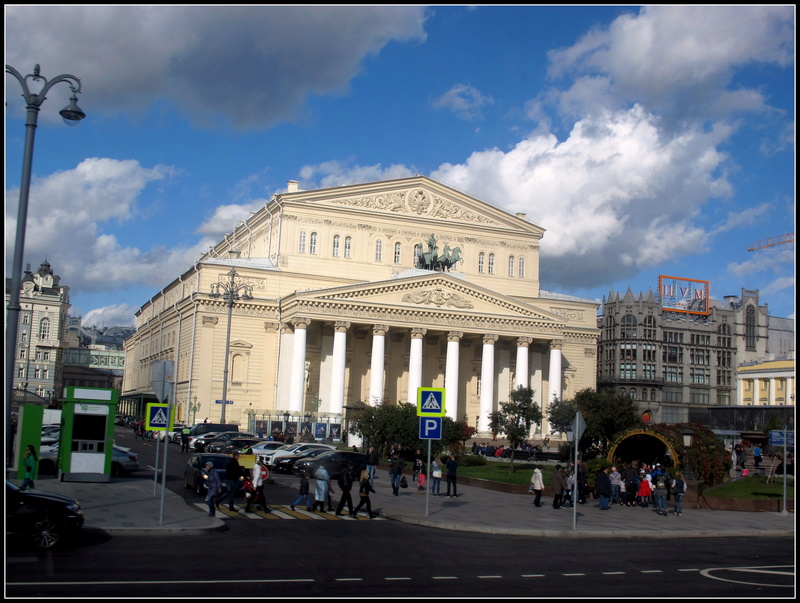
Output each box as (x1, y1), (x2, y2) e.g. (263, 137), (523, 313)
(122, 177), (599, 437)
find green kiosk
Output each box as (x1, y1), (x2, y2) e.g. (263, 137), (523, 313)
(59, 386), (118, 482)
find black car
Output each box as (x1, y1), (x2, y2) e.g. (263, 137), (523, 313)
(183, 453), (232, 495)
(203, 432), (257, 452)
(6, 481), (84, 549)
(273, 447), (332, 474)
(207, 437), (261, 454)
(293, 450), (367, 479)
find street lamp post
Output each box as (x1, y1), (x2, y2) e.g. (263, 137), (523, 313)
(5, 64), (85, 466)
(209, 268), (253, 424)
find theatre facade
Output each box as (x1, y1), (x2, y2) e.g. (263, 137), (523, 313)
(121, 176), (599, 437)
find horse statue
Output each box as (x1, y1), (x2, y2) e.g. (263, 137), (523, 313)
(438, 246), (463, 272)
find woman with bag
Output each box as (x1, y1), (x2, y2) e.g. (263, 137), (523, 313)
(431, 459), (443, 496)
(530, 466), (544, 507)
(352, 469), (377, 518)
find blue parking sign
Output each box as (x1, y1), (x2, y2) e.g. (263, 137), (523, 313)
(419, 417), (442, 440)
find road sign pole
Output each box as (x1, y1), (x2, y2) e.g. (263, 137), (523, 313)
(159, 382), (176, 525)
(426, 438), (431, 517)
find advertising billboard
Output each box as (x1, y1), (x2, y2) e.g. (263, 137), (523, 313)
(658, 275), (710, 315)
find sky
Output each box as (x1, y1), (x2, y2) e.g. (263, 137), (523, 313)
(5, 5), (795, 328)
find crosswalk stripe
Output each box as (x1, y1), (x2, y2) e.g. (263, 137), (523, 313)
(192, 502), (384, 520)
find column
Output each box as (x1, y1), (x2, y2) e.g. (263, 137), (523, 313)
(368, 325), (388, 406)
(445, 331), (463, 421)
(479, 334), (498, 433)
(288, 318), (310, 413)
(515, 337), (533, 389)
(407, 327), (426, 405)
(329, 321), (349, 415)
(548, 340), (563, 403)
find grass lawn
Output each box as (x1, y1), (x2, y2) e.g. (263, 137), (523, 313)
(458, 461), (549, 487)
(703, 474), (794, 500)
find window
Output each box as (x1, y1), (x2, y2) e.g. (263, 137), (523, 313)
(309, 232), (317, 255)
(690, 391), (709, 404)
(375, 240), (383, 262)
(17, 367), (24, 378)
(508, 256), (515, 277)
(394, 242), (402, 264)
(39, 317), (51, 340)
(619, 363), (636, 380)
(21, 332), (27, 343)
(488, 253), (495, 274)
(620, 343), (637, 360)
(22, 313), (30, 324)
(414, 244), (422, 267)
(643, 316), (657, 340)
(642, 364), (656, 380)
(690, 368), (710, 385)
(663, 346), (682, 364)
(621, 315), (637, 339)
(344, 236), (352, 259)
(663, 366), (682, 382)
(332, 235), (340, 257)
(298, 231), (307, 254)
(518, 257), (525, 278)
(745, 305), (756, 351)
(478, 252), (485, 273)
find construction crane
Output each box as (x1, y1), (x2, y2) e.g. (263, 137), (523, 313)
(747, 233), (794, 252)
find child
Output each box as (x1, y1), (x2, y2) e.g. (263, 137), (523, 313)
(417, 462), (426, 491)
(637, 472), (652, 507)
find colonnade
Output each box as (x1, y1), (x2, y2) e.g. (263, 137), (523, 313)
(282, 317), (564, 434)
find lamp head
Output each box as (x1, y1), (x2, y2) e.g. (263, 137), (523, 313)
(60, 94), (85, 125)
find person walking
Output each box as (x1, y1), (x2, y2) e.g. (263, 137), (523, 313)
(530, 466), (544, 507)
(431, 458), (443, 496)
(551, 465), (567, 509)
(623, 462), (639, 507)
(445, 454), (459, 498)
(246, 457), (269, 513)
(366, 446), (379, 487)
(352, 469), (377, 518)
(753, 445), (763, 471)
(312, 464), (335, 512)
(654, 471), (669, 516)
(609, 466), (622, 505)
(671, 471), (686, 517)
(595, 466), (612, 510)
(20, 445), (37, 491)
(335, 462), (356, 516)
(221, 452), (244, 511)
(180, 426), (191, 453)
(389, 453), (405, 496)
(290, 474), (312, 511)
(203, 460), (222, 517)
(576, 460), (587, 504)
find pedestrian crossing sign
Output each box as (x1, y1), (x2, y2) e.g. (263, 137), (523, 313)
(146, 403), (174, 430)
(416, 387), (446, 417)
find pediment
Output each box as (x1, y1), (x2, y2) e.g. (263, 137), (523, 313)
(285, 176), (544, 235)
(299, 273), (563, 323)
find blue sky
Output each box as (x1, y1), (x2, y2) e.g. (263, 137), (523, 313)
(5, 5), (795, 327)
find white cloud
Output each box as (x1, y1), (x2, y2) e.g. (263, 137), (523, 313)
(6, 6), (429, 129)
(433, 84), (495, 120)
(81, 304), (138, 328)
(298, 161), (416, 190)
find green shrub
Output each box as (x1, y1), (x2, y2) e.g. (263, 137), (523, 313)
(460, 454), (487, 467)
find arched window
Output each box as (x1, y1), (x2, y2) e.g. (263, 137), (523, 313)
(508, 256), (515, 277)
(478, 252), (485, 273)
(621, 315), (637, 339)
(309, 232), (317, 255)
(298, 230), (307, 254)
(488, 253), (495, 274)
(518, 257), (525, 278)
(39, 317), (50, 340)
(745, 305), (756, 351)
(394, 242), (402, 264)
(375, 240), (383, 262)
(344, 236), (352, 259)
(332, 234), (340, 257)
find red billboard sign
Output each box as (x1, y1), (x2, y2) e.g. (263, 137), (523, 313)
(658, 275), (710, 315)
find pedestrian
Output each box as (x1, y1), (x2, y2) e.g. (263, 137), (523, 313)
(180, 426), (191, 453)
(753, 444), (762, 471)
(431, 458), (442, 496)
(445, 454), (459, 498)
(551, 464), (567, 509)
(530, 466), (544, 507)
(563, 470), (574, 507)
(671, 471), (686, 517)
(290, 474), (312, 511)
(366, 446), (379, 487)
(636, 471), (651, 507)
(595, 466), (612, 510)
(335, 462), (356, 516)
(312, 464), (335, 512)
(576, 461), (587, 504)
(654, 471), (669, 516)
(413, 449), (423, 481)
(20, 445), (37, 491)
(609, 466), (622, 505)
(221, 452), (244, 511)
(734, 442), (745, 470)
(352, 469), (377, 518)
(246, 457), (269, 513)
(203, 460), (222, 517)
(389, 453), (405, 496)
(623, 462), (639, 507)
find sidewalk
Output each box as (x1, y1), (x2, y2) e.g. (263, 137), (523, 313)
(7, 471), (794, 539)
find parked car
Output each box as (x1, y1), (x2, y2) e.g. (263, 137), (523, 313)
(183, 453), (232, 496)
(250, 441), (286, 456)
(6, 481), (84, 549)
(262, 442), (335, 467)
(111, 446), (140, 476)
(204, 432), (257, 452)
(293, 450), (367, 479)
(209, 438), (263, 454)
(190, 432), (226, 451)
(38, 442), (60, 475)
(188, 423), (239, 437)
(272, 447), (332, 474)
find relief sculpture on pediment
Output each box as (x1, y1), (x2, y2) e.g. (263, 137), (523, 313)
(402, 287), (474, 309)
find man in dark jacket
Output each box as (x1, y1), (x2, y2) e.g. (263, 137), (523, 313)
(551, 465), (567, 509)
(221, 452), (244, 511)
(595, 467), (613, 510)
(335, 462), (355, 516)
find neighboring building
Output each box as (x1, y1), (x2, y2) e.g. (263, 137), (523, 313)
(6, 260), (71, 405)
(598, 286), (794, 425)
(63, 317), (132, 391)
(122, 176), (600, 434)
(736, 355), (795, 407)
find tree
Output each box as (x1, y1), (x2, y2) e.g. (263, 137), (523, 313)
(487, 387), (542, 473)
(546, 396), (577, 435)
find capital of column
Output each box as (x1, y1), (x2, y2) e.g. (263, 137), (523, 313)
(447, 330), (464, 342)
(372, 324), (389, 337)
(410, 327), (427, 339)
(549, 339), (563, 351)
(333, 321), (351, 333)
(483, 333), (499, 345)
(516, 336), (533, 347)
(292, 317), (312, 330)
